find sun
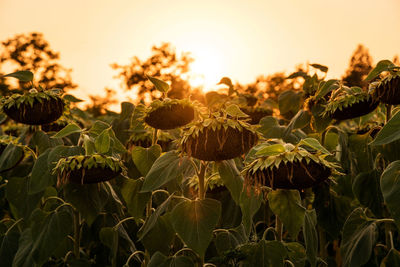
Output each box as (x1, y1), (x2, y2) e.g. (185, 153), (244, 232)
(188, 46), (225, 92)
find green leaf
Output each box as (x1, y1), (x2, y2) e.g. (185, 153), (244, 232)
(352, 170), (384, 217)
(285, 242), (307, 267)
(148, 251), (194, 267)
(0, 144), (23, 172)
(225, 104), (249, 118)
(95, 128), (111, 154)
(121, 178), (151, 220)
(170, 198), (221, 257)
(47, 145), (84, 171)
(52, 123), (82, 138)
(63, 94), (83, 102)
(303, 210), (318, 267)
(132, 145), (162, 177)
(217, 160), (243, 204)
(29, 150), (56, 194)
(268, 189), (306, 238)
(370, 111), (400, 146)
(2, 70), (34, 82)
(365, 60), (396, 81)
(138, 194), (174, 240)
(213, 231), (240, 255)
(284, 109), (312, 136)
(313, 183), (352, 238)
(64, 183), (109, 226)
(314, 79), (339, 100)
(340, 208), (378, 267)
(240, 187), (263, 236)
(278, 90), (302, 115)
(12, 229), (35, 267)
(89, 120), (110, 136)
(258, 116), (286, 139)
(255, 144), (286, 157)
(310, 63), (328, 73)
(381, 161), (400, 231)
(141, 214), (175, 256)
(30, 130), (63, 155)
(30, 209), (73, 265)
(287, 71), (308, 79)
(141, 151), (195, 192)
(147, 75), (170, 93)
(99, 227), (118, 266)
(239, 240), (287, 267)
(298, 137), (330, 154)
(148, 252), (168, 267)
(381, 249), (400, 267)
(82, 134), (96, 155)
(0, 230), (20, 267)
(6, 177), (42, 219)
(258, 240), (287, 267)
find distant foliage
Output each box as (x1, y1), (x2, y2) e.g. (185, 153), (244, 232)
(0, 32), (77, 94)
(342, 44), (373, 89)
(112, 43), (193, 102)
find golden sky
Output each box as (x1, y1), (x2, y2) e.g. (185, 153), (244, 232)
(1, 0), (400, 104)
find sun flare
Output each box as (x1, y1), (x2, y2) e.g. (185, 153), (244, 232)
(188, 47), (225, 92)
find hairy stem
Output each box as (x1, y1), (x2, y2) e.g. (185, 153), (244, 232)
(73, 210), (81, 259)
(152, 128), (158, 146)
(275, 216), (283, 241)
(198, 162), (207, 200)
(386, 104), (392, 123)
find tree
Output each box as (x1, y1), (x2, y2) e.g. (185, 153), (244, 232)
(342, 44), (373, 89)
(239, 66), (305, 103)
(84, 88), (118, 117)
(0, 32), (77, 94)
(111, 43), (193, 102)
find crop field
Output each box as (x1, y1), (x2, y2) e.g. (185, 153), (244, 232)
(0, 58), (400, 267)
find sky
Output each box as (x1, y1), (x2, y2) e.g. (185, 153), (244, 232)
(0, 0), (399, 108)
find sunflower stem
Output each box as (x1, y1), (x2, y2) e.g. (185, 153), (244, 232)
(73, 209), (81, 259)
(386, 104), (392, 123)
(275, 216), (283, 241)
(152, 128), (158, 146)
(198, 162), (207, 200)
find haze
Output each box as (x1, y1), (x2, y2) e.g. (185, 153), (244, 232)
(1, 0), (399, 104)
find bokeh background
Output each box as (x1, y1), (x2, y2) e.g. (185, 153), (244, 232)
(1, 0), (399, 111)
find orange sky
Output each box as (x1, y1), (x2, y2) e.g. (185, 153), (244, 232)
(1, 0), (400, 107)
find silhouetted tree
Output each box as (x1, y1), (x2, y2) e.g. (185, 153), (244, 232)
(111, 43), (193, 102)
(239, 66), (305, 103)
(393, 55), (399, 66)
(0, 32), (77, 94)
(342, 44), (373, 89)
(85, 88), (118, 117)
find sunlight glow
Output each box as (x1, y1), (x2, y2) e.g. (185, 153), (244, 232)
(188, 46), (225, 92)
